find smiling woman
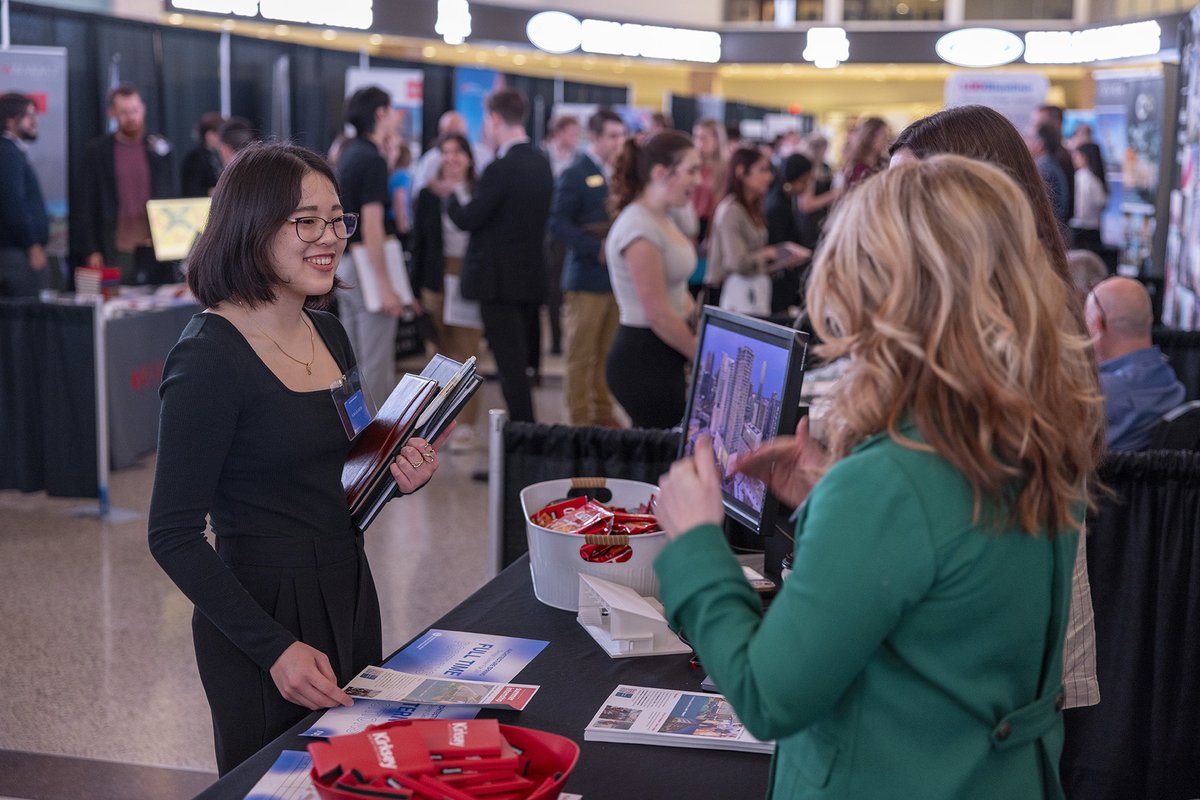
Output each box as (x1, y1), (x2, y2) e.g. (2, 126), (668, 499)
(148, 142), (445, 776)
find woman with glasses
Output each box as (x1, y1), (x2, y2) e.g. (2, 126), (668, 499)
(149, 142), (443, 774)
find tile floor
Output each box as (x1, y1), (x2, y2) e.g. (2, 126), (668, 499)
(0, 353), (571, 799)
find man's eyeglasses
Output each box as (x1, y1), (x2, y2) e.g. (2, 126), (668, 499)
(1087, 288), (1106, 326)
(287, 213), (358, 243)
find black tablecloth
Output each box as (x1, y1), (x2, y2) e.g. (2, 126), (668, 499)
(196, 556), (773, 800)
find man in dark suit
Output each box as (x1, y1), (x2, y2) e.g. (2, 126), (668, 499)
(442, 87), (553, 423)
(548, 107), (625, 426)
(81, 82), (176, 285)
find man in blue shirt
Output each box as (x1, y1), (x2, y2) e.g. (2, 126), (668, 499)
(1085, 276), (1185, 451)
(0, 92), (48, 297)
(548, 108), (626, 426)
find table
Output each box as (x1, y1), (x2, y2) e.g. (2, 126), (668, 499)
(0, 298), (198, 498)
(196, 556), (773, 800)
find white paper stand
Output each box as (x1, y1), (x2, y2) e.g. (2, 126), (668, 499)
(577, 574), (692, 658)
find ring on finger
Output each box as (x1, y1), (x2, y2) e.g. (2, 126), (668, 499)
(422, 451), (435, 463)
(408, 459), (422, 470)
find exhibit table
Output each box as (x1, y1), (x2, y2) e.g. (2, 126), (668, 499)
(0, 297), (199, 500)
(195, 555), (773, 799)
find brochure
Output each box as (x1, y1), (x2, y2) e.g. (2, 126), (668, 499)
(345, 666), (540, 711)
(308, 630), (547, 737)
(383, 629), (550, 682)
(243, 750), (315, 800)
(583, 685), (774, 754)
(301, 699), (478, 738)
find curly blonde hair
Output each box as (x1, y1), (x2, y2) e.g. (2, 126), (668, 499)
(808, 155), (1104, 535)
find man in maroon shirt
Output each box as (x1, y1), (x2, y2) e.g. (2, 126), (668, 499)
(81, 83), (177, 284)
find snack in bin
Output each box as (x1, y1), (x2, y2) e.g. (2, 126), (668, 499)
(530, 497), (662, 564)
(308, 719), (578, 800)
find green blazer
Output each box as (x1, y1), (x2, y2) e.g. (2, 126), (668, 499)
(655, 431), (1076, 799)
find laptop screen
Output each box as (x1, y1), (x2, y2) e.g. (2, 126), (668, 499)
(146, 197), (212, 262)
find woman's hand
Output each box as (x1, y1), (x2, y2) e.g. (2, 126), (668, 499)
(729, 417), (827, 508)
(269, 641), (353, 710)
(389, 436), (440, 494)
(657, 435), (727, 541)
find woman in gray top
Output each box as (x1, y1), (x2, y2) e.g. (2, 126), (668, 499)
(604, 131), (701, 428)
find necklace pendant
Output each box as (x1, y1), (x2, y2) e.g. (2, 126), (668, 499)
(306, 365), (312, 375)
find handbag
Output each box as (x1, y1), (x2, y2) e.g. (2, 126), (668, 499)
(719, 273), (772, 316)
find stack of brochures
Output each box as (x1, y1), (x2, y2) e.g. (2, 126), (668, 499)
(342, 355), (482, 531)
(583, 685), (774, 754)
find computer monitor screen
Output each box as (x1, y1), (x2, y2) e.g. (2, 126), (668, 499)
(680, 307), (808, 535)
(146, 197), (212, 262)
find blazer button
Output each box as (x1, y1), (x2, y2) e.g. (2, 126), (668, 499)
(995, 722), (1013, 741)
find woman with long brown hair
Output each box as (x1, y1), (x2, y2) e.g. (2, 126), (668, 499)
(841, 116), (890, 190)
(604, 131), (701, 428)
(653, 156), (1103, 798)
(705, 147), (809, 315)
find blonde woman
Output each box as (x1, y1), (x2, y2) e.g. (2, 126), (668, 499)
(690, 118), (727, 243)
(654, 156), (1103, 798)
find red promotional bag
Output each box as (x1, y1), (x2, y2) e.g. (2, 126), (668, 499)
(307, 719), (579, 800)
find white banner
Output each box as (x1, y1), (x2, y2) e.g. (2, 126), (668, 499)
(345, 67), (424, 145)
(944, 72), (1049, 133)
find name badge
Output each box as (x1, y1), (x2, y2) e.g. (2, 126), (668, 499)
(330, 366), (377, 439)
(586, 174), (605, 188)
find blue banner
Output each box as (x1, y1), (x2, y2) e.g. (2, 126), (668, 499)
(454, 67), (503, 145)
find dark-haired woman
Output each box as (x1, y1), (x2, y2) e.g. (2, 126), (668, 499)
(604, 131), (701, 429)
(1070, 142), (1109, 257)
(766, 153), (815, 314)
(411, 133), (484, 452)
(706, 147), (809, 316)
(841, 116), (890, 190)
(149, 142), (442, 774)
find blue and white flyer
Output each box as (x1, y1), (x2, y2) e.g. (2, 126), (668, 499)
(243, 750), (314, 800)
(382, 629), (549, 681)
(301, 698), (478, 737)
(304, 630), (548, 737)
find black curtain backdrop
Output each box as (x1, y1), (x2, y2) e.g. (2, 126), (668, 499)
(1154, 327), (1200, 401)
(1061, 449), (1200, 800)
(500, 422), (682, 568)
(671, 95), (700, 134)
(0, 301), (98, 498)
(563, 80), (628, 106)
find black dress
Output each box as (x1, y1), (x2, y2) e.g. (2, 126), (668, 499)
(148, 310), (381, 775)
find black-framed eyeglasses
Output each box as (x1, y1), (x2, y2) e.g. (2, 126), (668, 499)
(287, 213), (358, 242)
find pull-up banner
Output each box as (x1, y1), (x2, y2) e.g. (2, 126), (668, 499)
(0, 46), (69, 257)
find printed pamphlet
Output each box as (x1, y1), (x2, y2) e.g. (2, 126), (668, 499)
(583, 685), (774, 754)
(382, 629), (549, 682)
(308, 630), (547, 737)
(301, 699), (478, 738)
(243, 750), (315, 800)
(345, 666), (540, 711)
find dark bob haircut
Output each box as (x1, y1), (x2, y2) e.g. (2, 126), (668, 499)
(187, 141), (342, 309)
(890, 105), (1070, 286)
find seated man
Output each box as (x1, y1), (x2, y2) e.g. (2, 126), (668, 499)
(1085, 276), (1186, 451)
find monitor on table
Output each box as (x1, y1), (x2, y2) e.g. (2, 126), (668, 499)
(146, 197), (212, 262)
(680, 307), (809, 536)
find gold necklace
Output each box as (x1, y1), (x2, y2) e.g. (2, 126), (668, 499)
(249, 312), (316, 375)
